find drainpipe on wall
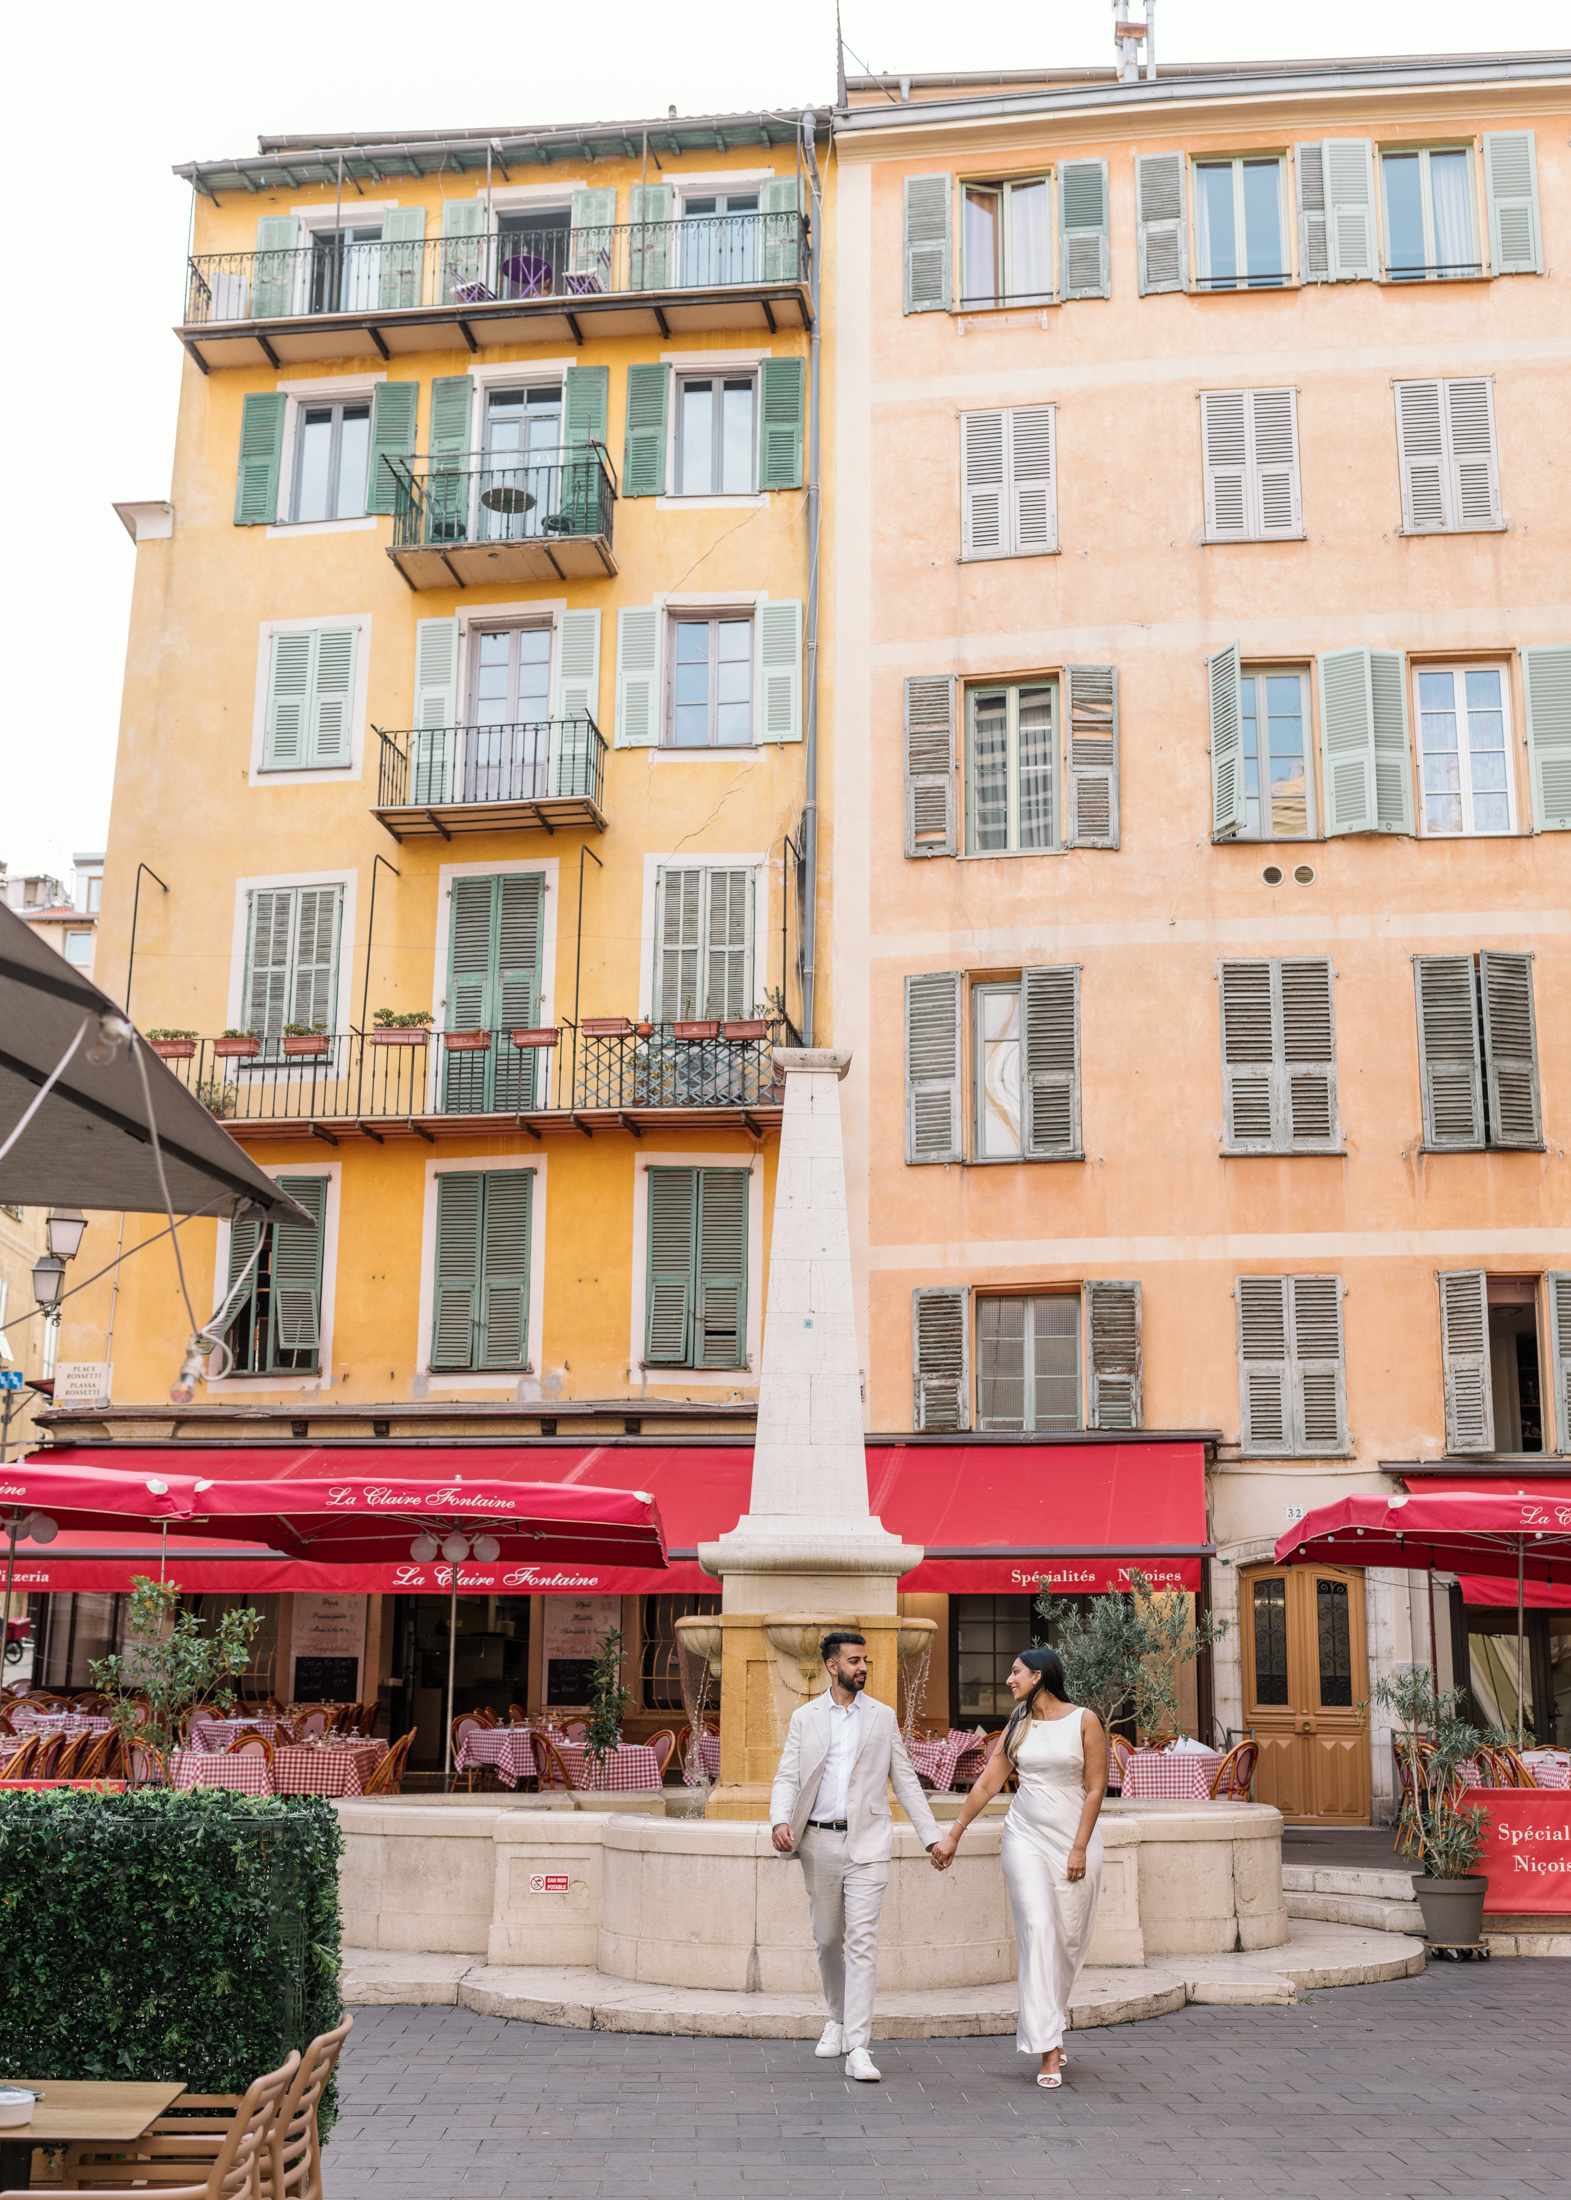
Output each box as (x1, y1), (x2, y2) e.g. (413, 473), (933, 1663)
(798, 110), (824, 1045)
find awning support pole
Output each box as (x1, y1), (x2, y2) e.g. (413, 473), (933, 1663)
(444, 1559), (459, 1791)
(1517, 1539), (1525, 1749)
(2, 1517), (18, 1674)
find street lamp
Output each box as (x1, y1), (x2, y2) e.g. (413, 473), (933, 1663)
(45, 1209), (88, 1262)
(30, 1255), (65, 1312)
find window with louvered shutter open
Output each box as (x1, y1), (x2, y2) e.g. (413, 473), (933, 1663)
(1479, 951), (1541, 1149)
(1413, 954), (1485, 1150)
(1439, 1268), (1494, 1452)
(1219, 958), (1338, 1152)
(904, 174), (952, 313)
(1548, 1274), (1571, 1455)
(1207, 642), (1245, 839)
(1065, 665), (1119, 848)
(1135, 152), (1187, 294)
(1523, 646), (1571, 832)
(1085, 1279), (1142, 1428)
(913, 1286), (969, 1430)
(1021, 966), (1080, 1158)
(904, 676), (957, 858)
(1483, 131), (1542, 276)
(906, 972), (963, 1164)
(270, 1175), (326, 1358)
(1290, 1274), (1346, 1451)
(1058, 159), (1109, 299)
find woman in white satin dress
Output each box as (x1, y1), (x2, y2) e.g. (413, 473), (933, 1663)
(930, 1647), (1109, 2087)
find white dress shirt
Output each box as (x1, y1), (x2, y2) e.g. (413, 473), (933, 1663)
(810, 1693), (862, 1822)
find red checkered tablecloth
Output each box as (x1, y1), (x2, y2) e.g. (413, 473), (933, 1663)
(274, 1742), (386, 1797)
(12, 1711), (113, 1735)
(683, 1731), (721, 1785)
(907, 1728), (988, 1792)
(556, 1741), (663, 1792)
(456, 1728), (539, 1788)
(1523, 1753), (1570, 1790)
(191, 1716), (294, 1746)
(1118, 1748), (1227, 1802)
(172, 1748), (273, 1794)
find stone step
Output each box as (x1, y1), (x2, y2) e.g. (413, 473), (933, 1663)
(342, 1920), (1423, 2038)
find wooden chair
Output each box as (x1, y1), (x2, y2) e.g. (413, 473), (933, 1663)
(0, 1735), (40, 1779)
(1108, 1734), (1135, 1786)
(227, 1729), (276, 1768)
(507, 1702), (530, 1725)
(450, 1714), (493, 1791)
(359, 1699), (386, 1736)
(78, 1729), (121, 1781)
(531, 1732), (576, 1790)
(361, 1730), (415, 1795)
(31, 1733), (66, 1779)
(128, 1737), (167, 1785)
(1209, 1740), (1259, 1800)
(52, 1731), (95, 1780)
(647, 1729), (676, 1780)
(270, 2014), (354, 2200)
(294, 1708), (330, 1739)
(43, 2051), (298, 2200)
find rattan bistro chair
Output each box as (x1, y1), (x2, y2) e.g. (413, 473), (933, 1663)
(0, 1735), (40, 1779)
(531, 1732), (576, 1791)
(227, 1729), (276, 1768)
(647, 1729), (677, 1780)
(18, 2051), (298, 2200)
(1108, 1734), (1135, 1786)
(1209, 1740), (1259, 1800)
(361, 1729), (415, 1795)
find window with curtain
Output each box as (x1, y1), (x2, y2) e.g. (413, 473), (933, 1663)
(1194, 157), (1288, 288)
(1381, 148), (1479, 279)
(962, 176), (1053, 306)
(965, 681), (1057, 853)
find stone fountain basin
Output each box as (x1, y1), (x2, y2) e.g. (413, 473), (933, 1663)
(339, 1797), (1288, 1987)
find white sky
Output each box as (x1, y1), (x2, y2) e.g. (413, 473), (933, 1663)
(0, 1), (1515, 884)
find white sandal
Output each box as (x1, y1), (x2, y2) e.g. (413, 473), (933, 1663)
(1036, 2070), (1062, 2088)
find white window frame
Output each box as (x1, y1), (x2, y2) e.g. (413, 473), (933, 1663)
(268, 370), (386, 540)
(673, 370), (759, 498)
(1238, 665), (1317, 842)
(463, 616), (557, 721)
(429, 855), (559, 1107)
(1379, 142), (1482, 282)
(627, 1148), (765, 1388)
(1412, 661), (1519, 840)
(248, 614), (372, 786)
(959, 172), (1056, 309)
(208, 1165), (342, 1396)
(413, 1152), (549, 1393)
(655, 348), (773, 508)
(973, 1289), (1084, 1431)
(663, 607), (757, 750)
(638, 851), (768, 1021)
(63, 931), (94, 966)
(226, 868), (358, 1049)
(963, 678), (1061, 856)
(288, 393), (375, 525)
(1191, 154), (1291, 290)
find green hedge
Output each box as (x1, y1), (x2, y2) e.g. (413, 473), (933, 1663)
(0, 1789), (343, 2113)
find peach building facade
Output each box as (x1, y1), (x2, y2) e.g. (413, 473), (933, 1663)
(830, 53), (1571, 1819)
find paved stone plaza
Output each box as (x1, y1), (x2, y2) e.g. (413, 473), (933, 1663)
(327, 1966), (1566, 2200)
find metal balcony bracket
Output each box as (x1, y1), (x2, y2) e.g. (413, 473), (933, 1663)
(741, 1112), (765, 1139)
(422, 810), (453, 841)
(565, 313), (583, 347)
(376, 812), (405, 844)
(355, 1122), (386, 1144)
(407, 1120), (437, 1144)
(457, 319), (478, 353)
(569, 1114), (594, 1138)
(618, 1112), (643, 1138)
(653, 306), (670, 338)
(543, 546), (566, 582)
(440, 553), (464, 588)
(366, 325), (391, 360)
(256, 332), (281, 368)
(761, 298), (777, 334)
(182, 338), (210, 376)
(308, 1123), (339, 1146)
(514, 1116), (543, 1142)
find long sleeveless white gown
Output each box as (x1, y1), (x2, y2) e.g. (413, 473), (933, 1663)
(1001, 1709), (1103, 2055)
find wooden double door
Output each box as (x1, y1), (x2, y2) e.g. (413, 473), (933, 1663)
(1241, 1564), (1371, 1824)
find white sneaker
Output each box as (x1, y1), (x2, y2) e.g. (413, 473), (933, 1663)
(814, 2022), (844, 2058)
(845, 2048), (881, 2082)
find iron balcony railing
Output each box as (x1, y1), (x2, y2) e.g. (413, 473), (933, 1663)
(157, 1018), (792, 1124)
(388, 448), (615, 555)
(184, 213), (809, 327)
(376, 717), (606, 813)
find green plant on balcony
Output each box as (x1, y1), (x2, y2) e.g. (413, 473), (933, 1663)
(221, 1027), (258, 1039)
(283, 1022), (328, 1036)
(373, 1008), (434, 1027)
(147, 1028), (198, 1041)
(197, 1078), (237, 1119)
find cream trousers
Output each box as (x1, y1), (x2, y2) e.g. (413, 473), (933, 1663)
(796, 1827), (890, 2052)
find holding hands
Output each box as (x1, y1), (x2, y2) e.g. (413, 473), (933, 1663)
(929, 1830), (958, 1872)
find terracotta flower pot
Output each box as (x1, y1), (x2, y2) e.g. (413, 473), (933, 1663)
(635, 1022), (654, 1039)
(510, 1028), (559, 1049)
(1411, 1874), (1488, 1947)
(721, 1019), (768, 1041)
(370, 1026), (430, 1046)
(211, 1036), (261, 1058)
(443, 1030), (491, 1052)
(674, 1019), (720, 1041)
(581, 1017), (632, 1037)
(281, 1034), (332, 1058)
(149, 1040), (196, 1059)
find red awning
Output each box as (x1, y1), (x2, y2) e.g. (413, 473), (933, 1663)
(1275, 1483), (1571, 1583)
(1457, 1575), (1569, 1610)
(24, 1439), (1210, 1595)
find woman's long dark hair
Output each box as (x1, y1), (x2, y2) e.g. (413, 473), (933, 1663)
(1002, 1645), (1070, 1763)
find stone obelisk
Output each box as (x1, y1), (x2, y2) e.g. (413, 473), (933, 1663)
(696, 1050), (924, 1818)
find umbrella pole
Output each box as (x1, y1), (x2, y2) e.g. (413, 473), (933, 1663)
(444, 1561), (458, 1793)
(2, 1518), (17, 1678)
(1517, 1539), (1525, 1750)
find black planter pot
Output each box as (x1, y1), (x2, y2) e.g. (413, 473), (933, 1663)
(1411, 1873), (1488, 1945)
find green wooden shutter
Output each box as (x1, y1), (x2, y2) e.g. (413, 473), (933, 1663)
(269, 1174), (325, 1363)
(703, 869), (753, 1019)
(622, 363), (669, 496)
(616, 605), (660, 746)
(1237, 1276), (1290, 1450)
(905, 971), (962, 1164)
(378, 205), (426, 311)
(570, 187), (617, 284)
(1523, 646), (1571, 831)
(655, 867), (703, 1021)
(1483, 131), (1542, 276)
(1021, 965), (1080, 1158)
(1369, 648), (1415, 834)
(1135, 152), (1187, 294)
(224, 1211), (263, 1366)
(1084, 1280), (1142, 1429)
(903, 676), (956, 858)
(367, 381), (418, 515)
(1058, 159), (1110, 299)
(429, 374), (474, 458)
(411, 616), (459, 804)
(645, 1167), (697, 1365)
(903, 175), (951, 313)
(695, 1169), (748, 1368)
(1317, 646), (1379, 836)
(760, 174), (804, 282)
(478, 1169), (533, 1369)
(428, 374), (474, 545)
(564, 362), (609, 450)
(758, 357), (805, 490)
(1323, 140), (1375, 280)
(1290, 1275), (1346, 1451)
(629, 182), (673, 289)
(913, 1286), (969, 1430)
(1479, 951), (1541, 1148)
(1207, 642), (1245, 838)
(432, 1173), (482, 1370)
(289, 886), (341, 1032)
(1413, 955), (1485, 1151)
(244, 889), (293, 1043)
(1548, 1274), (1571, 1455)
(234, 392), (286, 526)
(252, 215), (299, 318)
(758, 598), (803, 742)
(1218, 960), (1276, 1152)
(447, 875), (496, 1033)
(494, 874), (545, 1109)
(440, 199), (486, 301)
(263, 631), (313, 768)
(1439, 1269), (1494, 1453)
(307, 627), (357, 767)
(1280, 958), (1338, 1150)
(552, 607), (602, 799)
(1065, 665), (1119, 848)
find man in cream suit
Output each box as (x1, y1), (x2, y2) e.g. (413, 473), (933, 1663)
(770, 1630), (941, 2081)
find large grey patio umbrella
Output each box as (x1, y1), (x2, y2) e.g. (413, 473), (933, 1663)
(0, 902), (310, 1227)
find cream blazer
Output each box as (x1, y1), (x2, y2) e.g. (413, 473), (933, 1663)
(769, 1691), (941, 1866)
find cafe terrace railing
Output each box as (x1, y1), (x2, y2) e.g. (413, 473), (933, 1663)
(153, 1018), (791, 1124)
(375, 716), (606, 813)
(183, 212), (809, 326)
(387, 447), (615, 557)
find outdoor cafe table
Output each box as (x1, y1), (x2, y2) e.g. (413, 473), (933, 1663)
(189, 1716), (295, 1746)
(455, 1727), (539, 1788)
(908, 1729), (988, 1792)
(683, 1730), (722, 1785)
(0, 2078), (185, 2190)
(172, 1741), (387, 1797)
(9, 1711), (113, 1735)
(1118, 1747), (1228, 1802)
(554, 1739), (663, 1792)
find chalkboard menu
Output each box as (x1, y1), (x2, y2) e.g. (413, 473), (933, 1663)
(546, 1658), (596, 1706)
(293, 1656), (359, 1703)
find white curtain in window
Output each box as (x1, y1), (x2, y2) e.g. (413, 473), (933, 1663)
(1430, 151), (1473, 272)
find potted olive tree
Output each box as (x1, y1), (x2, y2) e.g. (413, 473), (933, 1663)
(1035, 1568), (1229, 1744)
(1375, 1668), (1491, 1947)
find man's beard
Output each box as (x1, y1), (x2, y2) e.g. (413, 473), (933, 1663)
(842, 1668), (867, 1693)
